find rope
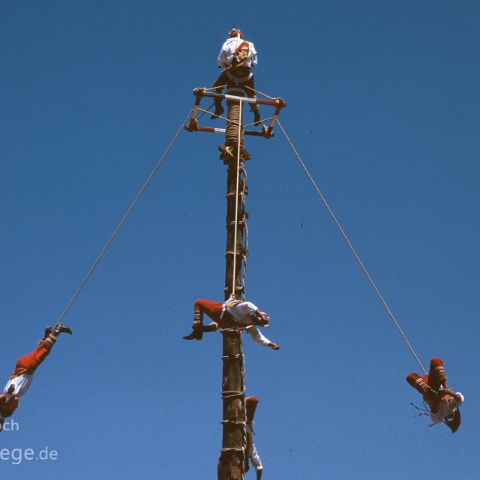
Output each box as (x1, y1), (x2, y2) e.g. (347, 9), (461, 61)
(221, 328), (242, 335)
(222, 354), (243, 361)
(243, 222), (249, 287)
(222, 390), (245, 399)
(244, 85), (275, 101)
(197, 103), (214, 120)
(231, 99), (243, 299)
(222, 420), (246, 426)
(197, 107), (232, 125)
(277, 120), (427, 375)
(205, 84), (227, 92)
(54, 110), (192, 327)
(243, 116), (273, 129)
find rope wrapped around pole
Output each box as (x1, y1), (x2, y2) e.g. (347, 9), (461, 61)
(218, 94), (249, 480)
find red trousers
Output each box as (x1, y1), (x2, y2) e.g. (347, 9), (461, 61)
(193, 299), (224, 326)
(406, 357), (447, 407)
(11, 341), (51, 377)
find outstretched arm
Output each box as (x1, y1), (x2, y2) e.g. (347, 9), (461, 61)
(247, 326), (280, 350)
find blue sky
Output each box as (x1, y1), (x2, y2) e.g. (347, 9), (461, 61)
(1, 1), (479, 478)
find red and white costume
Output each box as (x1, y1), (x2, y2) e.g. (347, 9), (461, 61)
(406, 357), (464, 431)
(1, 336), (55, 419)
(217, 36), (258, 70)
(212, 31), (259, 108)
(191, 299), (277, 348)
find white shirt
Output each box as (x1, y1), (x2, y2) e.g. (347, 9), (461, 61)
(225, 301), (260, 327)
(4, 374), (33, 398)
(430, 392), (464, 424)
(223, 301), (273, 347)
(217, 37), (258, 69)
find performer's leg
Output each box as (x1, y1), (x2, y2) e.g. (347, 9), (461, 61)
(184, 300), (223, 340)
(12, 337), (55, 377)
(246, 76), (255, 97)
(194, 300), (223, 325)
(10, 324), (71, 377)
(242, 74), (256, 100)
(211, 72), (226, 118)
(245, 76), (260, 125)
(213, 71), (228, 93)
(192, 301), (205, 329)
(406, 373), (430, 395)
(407, 372), (437, 410)
(428, 357), (447, 391)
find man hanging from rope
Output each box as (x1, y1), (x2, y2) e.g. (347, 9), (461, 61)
(0, 323), (72, 431)
(406, 357), (464, 432)
(183, 298), (280, 350)
(245, 395), (263, 480)
(211, 27), (261, 126)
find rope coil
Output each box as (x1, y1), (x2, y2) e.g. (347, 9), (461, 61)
(221, 328), (242, 335)
(222, 354), (243, 361)
(222, 420), (246, 426)
(231, 98), (243, 299)
(222, 390), (245, 399)
(221, 447), (245, 454)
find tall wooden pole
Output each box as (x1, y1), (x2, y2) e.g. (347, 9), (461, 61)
(218, 97), (249, 480)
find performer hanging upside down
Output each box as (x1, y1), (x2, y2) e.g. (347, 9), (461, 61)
(183, 299), (280, 350)
(406, 357), (464, 432)
(245, 396), (263, 480)
(211, 27), (261, 126)
(0, 323), (72, 431)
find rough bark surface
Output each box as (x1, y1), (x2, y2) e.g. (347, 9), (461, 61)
(218, 98), (249, 480)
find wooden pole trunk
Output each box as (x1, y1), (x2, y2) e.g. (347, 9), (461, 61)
(218, 98), (249, 480)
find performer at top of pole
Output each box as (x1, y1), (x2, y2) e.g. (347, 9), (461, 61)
(211, 27), (261, 126)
